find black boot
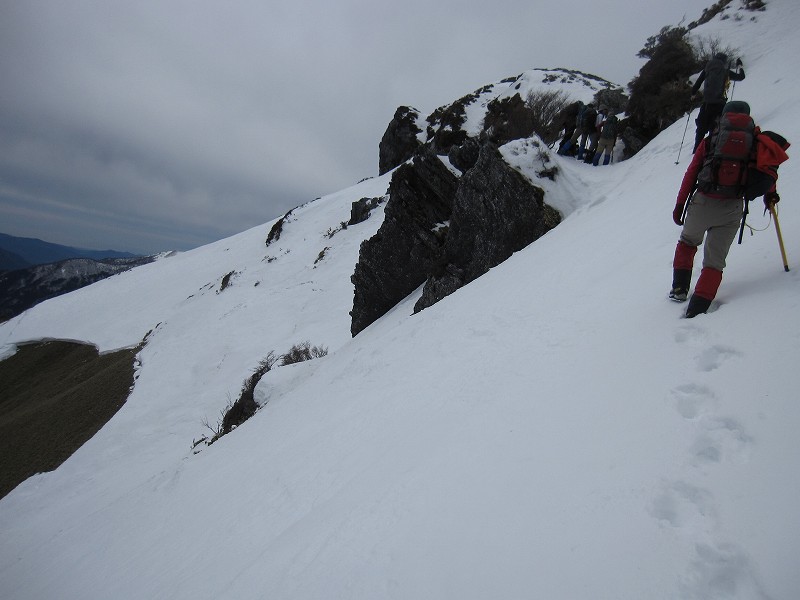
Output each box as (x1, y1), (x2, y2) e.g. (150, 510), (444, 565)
(685, 294), (712, 318)
(669, 269), (691, 302)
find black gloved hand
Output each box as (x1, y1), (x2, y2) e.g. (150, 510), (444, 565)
(736, 57), (743, 66)
(764, 191), (780, 210)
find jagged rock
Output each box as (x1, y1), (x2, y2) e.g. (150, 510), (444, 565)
(265, 208), (295, 246)
(620, 125), (646, 160)
(378, 106), (423, 175)
(425, 97), (471, 155)
(350, 146), (458, 336)
(482, 93), (536, 146)
(349, 197), (383, 226)
(414, 143), (561, 312)
(447, 137), (481, 174)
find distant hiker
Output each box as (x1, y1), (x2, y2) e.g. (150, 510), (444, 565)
(558, 102), (597, 159)
(691, 53), (745, 153)
(583, 106), (607, 164)
(669, 100), (789, 318)
(558, 101), (585, 156)
(556, 101), (583, 155)
(592, 114), (619, 166)
(575, 103), (598, 161)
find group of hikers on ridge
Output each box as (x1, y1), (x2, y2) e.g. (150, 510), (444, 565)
(552, 51), (790, 319)
(555, 101), (619, 166)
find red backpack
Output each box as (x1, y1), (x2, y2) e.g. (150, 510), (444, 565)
(745, 130), (790, 200)
(696, 111), (756, 198)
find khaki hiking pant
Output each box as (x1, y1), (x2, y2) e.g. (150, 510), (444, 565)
(680, 191), (744, 271)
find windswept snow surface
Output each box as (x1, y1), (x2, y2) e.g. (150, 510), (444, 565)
(2, 2), (800, 598)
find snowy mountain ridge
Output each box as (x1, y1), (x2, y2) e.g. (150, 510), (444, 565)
(1, 1), (800, 598)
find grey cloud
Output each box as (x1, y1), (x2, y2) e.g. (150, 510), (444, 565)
(0, 0), (704, 254)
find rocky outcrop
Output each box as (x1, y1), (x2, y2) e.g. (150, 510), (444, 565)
(378, 106), (423, 175)
(350, 146), (459, 337)
(414, 143), (560, 312)
(447, 137), (481, 174)
(349, 197), (383, 226)
(483, 93), (536, 147)
(351, 142), (561, 336)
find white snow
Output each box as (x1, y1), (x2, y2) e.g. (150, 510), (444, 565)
(1, 1), (799, 598)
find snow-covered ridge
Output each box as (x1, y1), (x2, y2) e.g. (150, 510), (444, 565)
(1, 1), (800, 598)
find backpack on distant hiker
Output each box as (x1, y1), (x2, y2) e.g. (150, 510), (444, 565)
(600, 115), (619, 139)
(581, 106), (597, 131)
(574, 102), (586, 128)
(701, 55), (730, 103)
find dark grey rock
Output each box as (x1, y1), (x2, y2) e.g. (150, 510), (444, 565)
(482, 93), (536, 146)
(350, 147), (458, 336)
(349, 197), (383, 226)
(414, 143), (560, 312)
(379, 106), (423, 175)
(447, 137), (481, 174)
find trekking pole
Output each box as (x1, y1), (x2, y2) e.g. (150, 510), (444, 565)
(681, 187), (696, 224)
(768, 203), (790, 271)
(729, 57), (743, 101)
(738, 199), (750, 244)
(675, 111), (692, 164)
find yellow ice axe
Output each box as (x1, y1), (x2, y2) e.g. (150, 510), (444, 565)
(768, 203), (790, 272)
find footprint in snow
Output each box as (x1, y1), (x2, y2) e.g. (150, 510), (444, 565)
(681, 542), (771, 600)
(670, 384), (752, 464)
(649, 480), (717, 530)
(689, 415), (752, 466)
(671, 383), (716, 419)
(695, 345), (742, 372)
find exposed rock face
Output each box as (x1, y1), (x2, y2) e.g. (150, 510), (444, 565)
(447, 137), (481, 174)
(351, 142), (561, 336)
(483, 93), (536, 146)
(350, 147), (459, 337)
(414, 143), (560, 312)
(378, 106), (423, 175)
(349, 197), (383, 226)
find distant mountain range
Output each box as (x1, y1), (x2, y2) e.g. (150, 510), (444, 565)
(0, 232), (139, 271)
(0, 232), (156, 321)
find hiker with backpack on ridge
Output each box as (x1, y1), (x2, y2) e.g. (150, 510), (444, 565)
(558, 102), (597, 160)
(691, 52), (745, 153)
(556, 100), (583, 155)
(582, 106), (607, 164)
(669, 100), (790, 318)
(592, 112), (619, 166)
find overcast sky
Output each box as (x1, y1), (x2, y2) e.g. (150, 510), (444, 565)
(0, 0), (705, 255)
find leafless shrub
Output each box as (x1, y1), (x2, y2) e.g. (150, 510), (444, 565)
(525, 89), (571, 144)
(200, 353), (278, 447)
(691, 34), (740, 64)
(280, 341), (328, 366)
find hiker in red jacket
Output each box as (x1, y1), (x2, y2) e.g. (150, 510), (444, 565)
(670, 100), (788, 318)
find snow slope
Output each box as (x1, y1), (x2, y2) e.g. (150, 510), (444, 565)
(2, 1), (799, 598)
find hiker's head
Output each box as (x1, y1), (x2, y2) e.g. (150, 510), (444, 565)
(723, 100), (750, 115)
(714, 52), (728, 62)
